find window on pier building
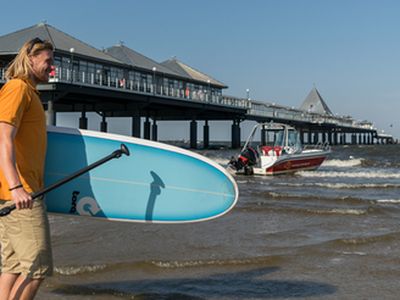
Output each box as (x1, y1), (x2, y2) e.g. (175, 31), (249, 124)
(134, 71), (141, 91)
(139, 73), (147, 92)
(78, 60), (88, 83)
(95, 64), (103, 85)
(173, 80), (179, 97)
(87, 62), (95, 84)
(102, 66), (110, 86)
(167, 79), (175, 97)
(61, 56), (71, 80)
(178, 81), (184, 98)
(146, 74), (152, 93)
(116, 68), (124, 88)
(109, 67), (118, 88)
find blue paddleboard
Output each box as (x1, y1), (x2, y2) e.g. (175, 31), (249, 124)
(44, 126), (238, 223)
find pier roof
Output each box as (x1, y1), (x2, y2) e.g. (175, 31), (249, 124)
(300, 87), (333, 115)
(161, 57), (227, 88)
(0, 23), (121, 64)
(104, 44), (180, 76)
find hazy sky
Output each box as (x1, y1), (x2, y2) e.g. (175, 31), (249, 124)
(1, 0), (399, 139)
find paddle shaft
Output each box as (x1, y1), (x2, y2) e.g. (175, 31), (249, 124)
(0, 144), (130, 217)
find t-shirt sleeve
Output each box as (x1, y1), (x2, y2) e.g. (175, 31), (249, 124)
(0, 80), (29, 128)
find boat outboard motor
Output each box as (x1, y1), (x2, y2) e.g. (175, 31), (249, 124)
(228, 147), (259, 172)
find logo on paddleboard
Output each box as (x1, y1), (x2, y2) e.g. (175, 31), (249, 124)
(70, 191), (103, 216)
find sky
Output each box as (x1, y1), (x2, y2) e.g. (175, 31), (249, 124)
(1, 0), (399, 140)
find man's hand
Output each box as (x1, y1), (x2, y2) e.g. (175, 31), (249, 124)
(11, 188), (33, 209)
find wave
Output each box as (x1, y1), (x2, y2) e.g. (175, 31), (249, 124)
(54, 256), (285, 276)
(301, 208), (368, 216)
(150, 256), (283, 269)
(322, 158), (363, 168)
(376, 199), (400, 204)
(328, 231), (400, 246)
(256, 191), (368, 204)
(275, 182), (400, 189)
(299, 170), (400, 179)
(55, 264), (107, 275)
(237, 202), (374, 216)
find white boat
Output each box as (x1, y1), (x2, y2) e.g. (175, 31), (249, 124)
(228, 122), (330, 175)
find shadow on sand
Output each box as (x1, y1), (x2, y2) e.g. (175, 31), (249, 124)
(51, 266), (336, 299)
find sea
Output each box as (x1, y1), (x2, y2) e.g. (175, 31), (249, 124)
(38, 144), (400, 299)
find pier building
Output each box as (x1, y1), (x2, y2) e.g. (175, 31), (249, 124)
(0, 23), (394, 147)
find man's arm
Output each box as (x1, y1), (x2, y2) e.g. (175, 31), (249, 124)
(0, 122), (33, 209)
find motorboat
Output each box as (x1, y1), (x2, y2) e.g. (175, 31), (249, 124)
(228, 122), (330, 175)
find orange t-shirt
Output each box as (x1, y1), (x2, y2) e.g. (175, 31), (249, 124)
(0, 78), (47, 200)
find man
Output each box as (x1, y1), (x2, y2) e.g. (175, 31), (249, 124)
(0, 38), (54, 299)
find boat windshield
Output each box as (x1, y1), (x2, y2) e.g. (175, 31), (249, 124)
(274, 130), (285, 147)
(274, 129), (302, 149)
(287, 130), (302, 148)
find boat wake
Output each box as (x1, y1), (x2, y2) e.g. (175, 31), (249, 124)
(299, 170), (400, 179)
(322, 158), (363, 168)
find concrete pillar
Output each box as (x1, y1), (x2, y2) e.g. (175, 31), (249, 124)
(131, 116), (141, 138)
(231, 120), (241, 149)
(300, 129), (304, 145)
(79, 111), (88, 129)
(190, 120), (197, 149)
(313, 132), (319, 144)
(203, 120), (209, 149)
(309, 131), (313, 144)
(100, 115), (107, 132)
(144, 117), (151, 140)
(333, 132), (338, 145)
(46, 100), (56, 126)
(152, 119), (158, 141)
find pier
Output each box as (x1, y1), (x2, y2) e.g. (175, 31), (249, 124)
(0, 23), (395, 148)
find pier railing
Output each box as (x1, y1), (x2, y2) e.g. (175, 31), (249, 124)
(0, 67), (376, 132)
(0, 67), (248, 109)
(248, 100), (375, 131)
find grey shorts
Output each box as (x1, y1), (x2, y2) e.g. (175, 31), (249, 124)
(0, 199), (53, 279)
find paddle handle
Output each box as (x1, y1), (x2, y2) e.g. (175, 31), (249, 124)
(0, 144), (130, 217)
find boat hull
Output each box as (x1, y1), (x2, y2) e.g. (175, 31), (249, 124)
(252, 151), (329, 175)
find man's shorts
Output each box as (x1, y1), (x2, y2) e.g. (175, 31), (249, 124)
(0, 198), (53, 279)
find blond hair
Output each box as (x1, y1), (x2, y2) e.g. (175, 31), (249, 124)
(5, 38), (54, 81)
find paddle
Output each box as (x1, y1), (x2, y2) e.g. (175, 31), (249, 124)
(0, 144), (130, 217)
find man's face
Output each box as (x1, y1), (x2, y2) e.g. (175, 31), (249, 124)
(30, 49), (54, 83)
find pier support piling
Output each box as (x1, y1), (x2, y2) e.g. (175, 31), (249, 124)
(100, 115), (107, 132)
(144, 117), (151, 140)
(79, 111), (88, 129)
(152, 119), (158, 141)
(131, 116), (141, 138)
(231, 120), (241, 149)
(203, 120), (209, 149)
(190, 120), (197, 149)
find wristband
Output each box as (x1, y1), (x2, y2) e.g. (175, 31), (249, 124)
(9, 184), (23, 191)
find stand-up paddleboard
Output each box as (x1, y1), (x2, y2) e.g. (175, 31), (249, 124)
(44, 126), (238, 223)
